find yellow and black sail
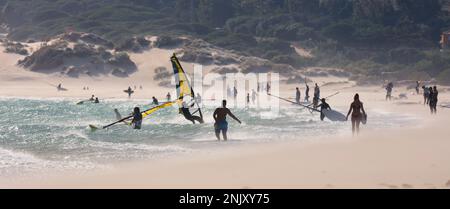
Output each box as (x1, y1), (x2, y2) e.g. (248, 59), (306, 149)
(142, 101), (175, 118)
(171, 54), (203, 121)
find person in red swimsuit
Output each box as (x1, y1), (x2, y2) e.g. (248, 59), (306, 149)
(346, 94), (366, 135)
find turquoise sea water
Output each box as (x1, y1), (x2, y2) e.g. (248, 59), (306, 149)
(0, 97), (418, 177)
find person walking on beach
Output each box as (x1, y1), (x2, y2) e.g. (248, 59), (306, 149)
(415, 81), (420, 95)
(131, 107), (142, 130)
(346, 93), (366, 135)
(422, 86), (429, 105)
(251, 89), (257, 104)
(295, 87), (301, 104)
(233, 86), (238, 100)
(246, 93), (250, 106)
(318, 98), (331, 121)
(429, 86), (438, 114)
(213, 100), (242, 141)
(385, 82), (393, 101)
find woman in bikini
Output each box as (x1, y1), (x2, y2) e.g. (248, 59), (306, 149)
(346, 94), (366, 135)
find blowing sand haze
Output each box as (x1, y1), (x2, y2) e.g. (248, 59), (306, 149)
(1, 0), (450, 196)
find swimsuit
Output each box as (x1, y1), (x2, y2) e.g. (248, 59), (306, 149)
(215, 120), (228, 132)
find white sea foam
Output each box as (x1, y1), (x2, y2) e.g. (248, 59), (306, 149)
(0, 98), (417, 177)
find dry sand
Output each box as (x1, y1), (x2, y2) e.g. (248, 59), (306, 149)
(1, 45), (450, 189)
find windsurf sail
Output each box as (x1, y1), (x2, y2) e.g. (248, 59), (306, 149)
(171, 54), (204, 122)
(142, 101), (175, 118)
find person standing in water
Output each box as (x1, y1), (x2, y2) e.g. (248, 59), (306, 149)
(295, 87), (301, 104)
(385, 82), (393, 101)
(318, 98), (331, 121)
(166, 92), (171, 102)
(213, 100), (242, 141)
(89, 95), (95, 101)
(346, 94), (366, 135)
(131, 107), (142, 130)
(313, 83), (320, 108)
(94, 97), (100, 104)
(233, 86), (238, 100)
(305, 83), (310, 102)
(152, 96), (159, 105)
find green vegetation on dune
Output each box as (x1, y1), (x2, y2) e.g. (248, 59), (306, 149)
(1, 0), (450, 83)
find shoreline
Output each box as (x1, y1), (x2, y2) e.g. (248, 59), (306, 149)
(1, 98), (449, 189)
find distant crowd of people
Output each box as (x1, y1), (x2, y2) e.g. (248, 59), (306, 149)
(422, 85), (439, 114)
(386, 80), (440, 115)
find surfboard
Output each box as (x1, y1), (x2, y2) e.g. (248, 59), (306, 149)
(322, 109), (346, 122)
(89, 124), (99, 131)
(362, 113), (368, 125)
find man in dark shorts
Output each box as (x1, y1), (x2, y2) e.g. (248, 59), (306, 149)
(213, 100), (241, 141)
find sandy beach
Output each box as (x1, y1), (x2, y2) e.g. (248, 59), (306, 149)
(1, 44), (450, 189)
